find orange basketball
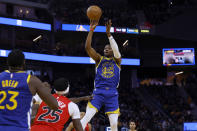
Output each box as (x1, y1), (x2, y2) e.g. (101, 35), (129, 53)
(87, 5), (102, 20)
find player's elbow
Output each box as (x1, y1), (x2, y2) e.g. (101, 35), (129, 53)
(85, 44), (90, 51)
(85, 46), (92, 54)
(114, 53), (121, 59)
(85, 41), (92, 49)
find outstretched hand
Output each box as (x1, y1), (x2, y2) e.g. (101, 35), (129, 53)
(90, 20), (99, 31)
(105, 19), (112, 37)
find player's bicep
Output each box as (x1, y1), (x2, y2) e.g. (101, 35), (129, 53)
(114, 58), (122, 67)
(68, 102), (80, 119)
(31, 103), (39, 125)
(68, 103), (83, 131)
(86, 47), (101, 63)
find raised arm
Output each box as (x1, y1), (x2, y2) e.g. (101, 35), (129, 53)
(106, 19), (122, 67)
(28, 76), (58, 110)
(85, 20), (101, 65)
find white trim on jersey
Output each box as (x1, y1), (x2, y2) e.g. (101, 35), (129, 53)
(28, 98), (33, 129)
(55, 86), (70, 95)
(108, 36), (121, 58)
(33, 94), (42, 104)
(116, 69), (121, 88)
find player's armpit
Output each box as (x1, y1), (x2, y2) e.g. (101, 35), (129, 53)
(28, 76), (58, 110)
(86, 47), (101, 64)
(72, 119), (83, 131)
(85, 30), (101, 64)
(114, 58), (122, 68)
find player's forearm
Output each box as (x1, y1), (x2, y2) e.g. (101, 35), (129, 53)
(73, 119), (83, 131)
(108, 35), (121, 58)
(107, 32), (111, 37)
(65, 125), (73, 131)
(69, 97), (85, 103)
(85, 31), (94, 51)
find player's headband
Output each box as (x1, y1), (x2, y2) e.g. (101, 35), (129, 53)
(55, 83), (70, 95)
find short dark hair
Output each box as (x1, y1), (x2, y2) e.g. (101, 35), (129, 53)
(129, 120), (135, 124)
(8, 49), (25, 67)
(53, 78), (69, 91)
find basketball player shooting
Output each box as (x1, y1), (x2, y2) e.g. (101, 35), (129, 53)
(80, 19), (121, 131)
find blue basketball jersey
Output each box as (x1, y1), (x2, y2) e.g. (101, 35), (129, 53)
(0, 70), (33, 129)
(95, 56), (120, 89)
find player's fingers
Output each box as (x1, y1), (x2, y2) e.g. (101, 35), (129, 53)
(90, 20), (93, 25)
(92, 20), (96, 25)
(91, 20), (95, 25)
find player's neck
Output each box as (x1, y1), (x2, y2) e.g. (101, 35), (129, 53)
(104, 56), (113, 58)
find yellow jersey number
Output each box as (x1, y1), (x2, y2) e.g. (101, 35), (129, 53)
(0, 91), (19, 110)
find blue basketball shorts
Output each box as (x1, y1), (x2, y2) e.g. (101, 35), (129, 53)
(88, 88), (119, 114)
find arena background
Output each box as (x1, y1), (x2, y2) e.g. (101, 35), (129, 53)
(0, 0), (197, 130)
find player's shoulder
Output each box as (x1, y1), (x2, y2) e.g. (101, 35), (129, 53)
(0, 71), (5, 75)
(68, 101), (77, 107)
(29, 75), (37, 80)
(28, 75), (42, 84)
(68, 102), (79, 110)
(58, 95), (71, 101)
(113, 57), (121, 66)
(56, 95), (72, 107)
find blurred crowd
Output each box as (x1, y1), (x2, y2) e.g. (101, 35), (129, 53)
(0, 0), (194, 28)
(50, 0), (138, 28)
(50, 0), (193, 28)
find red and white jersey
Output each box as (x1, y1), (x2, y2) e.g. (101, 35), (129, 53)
(33, 94), (80, 131)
